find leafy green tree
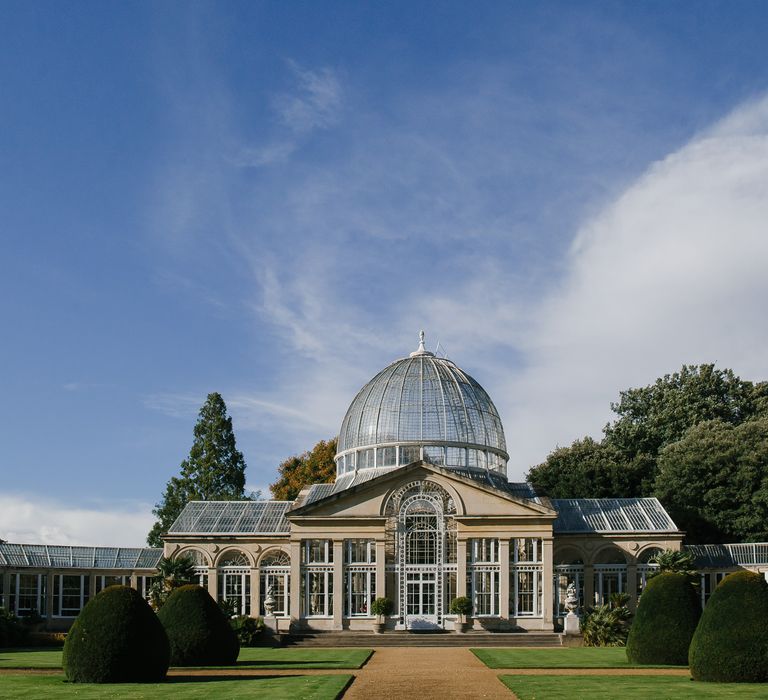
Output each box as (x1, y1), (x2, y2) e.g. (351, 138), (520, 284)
(148, 393), (249, 546)
(605, 364), (768, 458)
(270, 438), (337, 501)
(654, 419), (768, 543)
(527, 437), (650, 498)
(527, 364), (768, 503)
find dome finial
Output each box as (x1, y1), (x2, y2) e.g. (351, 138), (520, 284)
(410, 329), (433, 357)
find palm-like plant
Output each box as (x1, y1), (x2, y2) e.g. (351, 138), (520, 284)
(149, 555), (197, 609)
(649, 549), (698, 581)
(582, 593), (632, 647)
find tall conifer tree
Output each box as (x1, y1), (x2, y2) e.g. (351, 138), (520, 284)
(147, 393), (248, 546)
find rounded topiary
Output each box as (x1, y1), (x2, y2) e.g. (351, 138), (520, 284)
(157, 585), (239, 666)
(689, 570), (768, 682)
(63, 585), (169, 683)
(626, 572), (700, 665)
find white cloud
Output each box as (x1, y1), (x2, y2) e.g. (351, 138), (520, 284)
(0, 495), (154, 547)
(498, 95), (768, 477)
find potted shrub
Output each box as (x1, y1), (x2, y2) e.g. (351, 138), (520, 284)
(449, 596), (472, 633)
(370, 597), (393, 634)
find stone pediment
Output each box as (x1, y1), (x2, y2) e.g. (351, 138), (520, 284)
(287, 461), (556, 522)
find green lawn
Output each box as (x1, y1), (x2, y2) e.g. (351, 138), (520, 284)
(472, 647), (685, 669)
(0, 673), (352, 699)
(0, 647), (372, 670)
(500, 674), (768, 699)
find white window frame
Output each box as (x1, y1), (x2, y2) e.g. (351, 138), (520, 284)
(53, 574), (88, 618)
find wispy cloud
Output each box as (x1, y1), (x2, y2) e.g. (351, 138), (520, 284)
(273, 61), (343, 134)
(148, 45), (768, 487)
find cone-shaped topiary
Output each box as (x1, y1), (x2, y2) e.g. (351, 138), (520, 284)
(626, 572), (700, 665)
(157, 584), (239, 666)
(689, 570), (768, 682)
(63, 585), (169, 683)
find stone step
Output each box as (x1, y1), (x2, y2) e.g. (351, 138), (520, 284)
(279, 631), (563, 648)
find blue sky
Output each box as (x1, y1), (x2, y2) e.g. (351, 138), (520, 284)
(3, 1), (768, 545)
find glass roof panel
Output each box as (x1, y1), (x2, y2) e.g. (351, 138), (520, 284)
(553, 498), (677, 533)
(23, 544), (50, 567)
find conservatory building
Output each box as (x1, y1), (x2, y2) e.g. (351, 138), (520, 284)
(7, 335), (765, 632)
(159, 335), (684, 632)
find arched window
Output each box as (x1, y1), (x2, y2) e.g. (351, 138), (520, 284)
(405, 501), (438, 565)
(593, 547), (627, 606)
(217, 551), (250, 616)
(178, 549), (209, 589)
(260, 550), (290, 617)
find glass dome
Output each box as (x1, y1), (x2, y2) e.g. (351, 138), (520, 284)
(335, 332), (509, 482)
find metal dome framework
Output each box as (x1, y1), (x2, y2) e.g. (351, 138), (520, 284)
(335, 334), (509, 479)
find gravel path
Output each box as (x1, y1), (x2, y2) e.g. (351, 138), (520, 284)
(343, 647), (511, 699)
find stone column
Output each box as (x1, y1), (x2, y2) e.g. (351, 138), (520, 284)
(45, 572), (55, 624)
(499, 539), (510, 621)
(289, 540), (302, 627)
(332, 540), (344, 630)
(207, 568), (218, 601)
(583, 564), (595, 607)
(456, 539), (468, 597)
(375, 540), (386, 605)
(250, 567), (260, 618)
(88, 573), (97, 601)
(626, 563), (638, 612)
(542, 538), (554, 628)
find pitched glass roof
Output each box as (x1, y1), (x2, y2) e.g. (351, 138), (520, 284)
(168, 500), (292, 534)
(0, 543), (162, 569)
(686, 542), (768, 568)
(552, 498), (677, 533)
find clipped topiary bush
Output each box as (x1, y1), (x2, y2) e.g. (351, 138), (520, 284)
(689, 570), (768, 682)
(626, 572), (700, 665)
(63, 585), (169, 683)
(157, 584), (239, 666)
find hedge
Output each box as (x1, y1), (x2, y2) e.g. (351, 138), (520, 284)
(626, 572), (700, 665)
(62, 585), (169, 683)
(689, 570), (768, 682)
(157, 584), (239, 666)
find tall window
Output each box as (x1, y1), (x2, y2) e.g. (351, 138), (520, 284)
(302, 540), (333, 617)
(10, 574), (47, 616)
(260, 550), (290, 617)
(54, 575), (88, 617)
(468, 538), (500, 616)
(180, 549), (209, 590)
(344, 540), (376, 616)
(511, 538), (543, 617)
(217, 551), (251, 616)
(406, 515), (437, 565)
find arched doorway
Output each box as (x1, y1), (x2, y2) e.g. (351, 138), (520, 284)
(386, 480), (457, 630)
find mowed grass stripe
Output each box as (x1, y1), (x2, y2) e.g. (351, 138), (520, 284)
(0, 673), (353, 699)
(500, 674), (766, 699)
(472, 647), (686, 669)
(0, 647), (372, 670)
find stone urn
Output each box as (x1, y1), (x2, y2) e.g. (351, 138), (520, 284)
(563, 583), (581, 635)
